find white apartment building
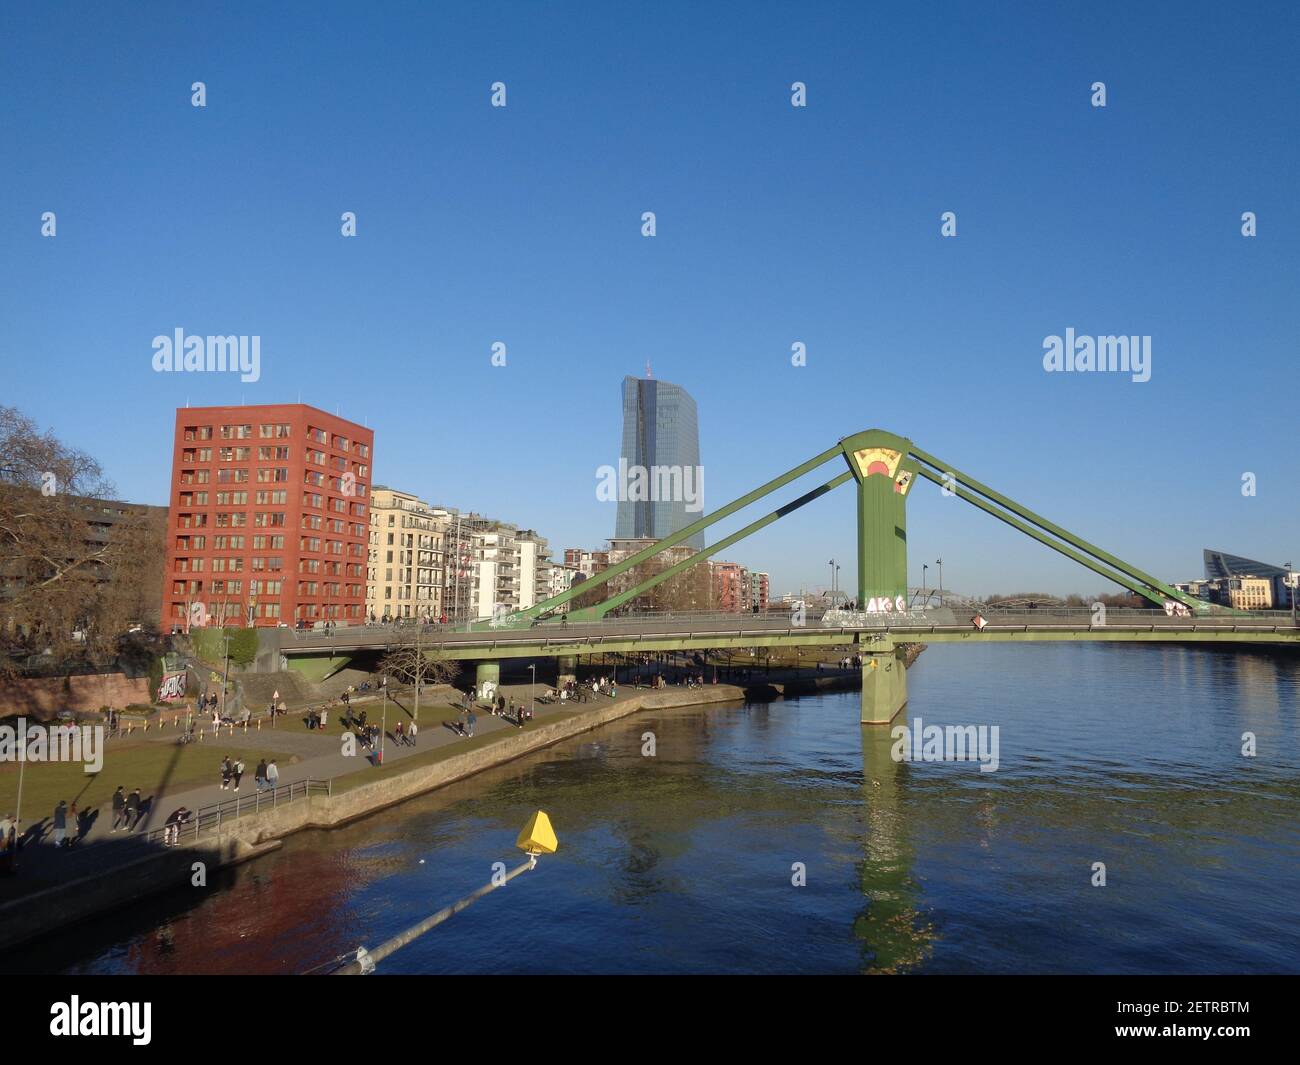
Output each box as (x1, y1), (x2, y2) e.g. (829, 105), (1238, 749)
(467, 525), (553, 619)
(367, 485), (560, 622)
(366, 487), (450, 621)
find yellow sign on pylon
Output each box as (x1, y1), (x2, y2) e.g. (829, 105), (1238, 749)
(516, 811), (558, 855)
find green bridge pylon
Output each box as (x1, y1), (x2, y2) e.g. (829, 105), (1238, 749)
(479, 429), (1221, 722)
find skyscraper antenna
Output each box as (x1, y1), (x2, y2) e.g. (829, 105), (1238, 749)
(646, 360), (652, 379)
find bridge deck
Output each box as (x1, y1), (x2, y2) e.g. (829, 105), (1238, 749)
(273, 609), (1300, 661)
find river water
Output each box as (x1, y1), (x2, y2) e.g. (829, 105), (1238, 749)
(21, 643), (1300, 975)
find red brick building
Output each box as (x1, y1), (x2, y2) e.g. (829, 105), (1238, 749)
(161, 404), (373, 629)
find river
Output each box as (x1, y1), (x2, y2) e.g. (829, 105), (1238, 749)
(19, 642), (1300, 974)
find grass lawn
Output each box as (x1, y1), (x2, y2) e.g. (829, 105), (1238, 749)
(0, 739), (299, 821)
(331, 708), (581, 795)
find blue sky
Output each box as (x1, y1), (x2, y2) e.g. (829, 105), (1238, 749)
(2, 1), (1297, 597)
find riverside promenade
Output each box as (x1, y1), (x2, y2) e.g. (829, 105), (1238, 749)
(2, 677), (619, 887)
(0, 657), (890, 953)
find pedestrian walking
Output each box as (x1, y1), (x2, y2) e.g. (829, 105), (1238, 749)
(220, 756), (232, 790)
(466, 710), (476, 738)
(52, 800), (68, 848)
(125, 788), (142, 831)
(408, 720), (418, 747)
(267, 760), (280, 790)
(232, 758), (245, 792)
(255, 759), (268, 792)
(111, 785), (127, 832)
(395, 720), (405, 746)
(0, 812), (15, 860)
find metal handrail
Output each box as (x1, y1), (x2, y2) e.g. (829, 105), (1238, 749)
(134, 777), (332, 848)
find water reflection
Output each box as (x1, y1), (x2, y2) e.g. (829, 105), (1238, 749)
(855, 718), (936, 973)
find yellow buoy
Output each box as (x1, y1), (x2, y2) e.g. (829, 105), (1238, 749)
(516, 810), (558, 855)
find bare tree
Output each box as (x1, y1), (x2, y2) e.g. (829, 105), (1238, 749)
(0, 405), (162, 672)
(378, 629), (461, 690)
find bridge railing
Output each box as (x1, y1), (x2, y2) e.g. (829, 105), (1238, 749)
(278, 606), (1296, 644)
(279, 609), (824, 641)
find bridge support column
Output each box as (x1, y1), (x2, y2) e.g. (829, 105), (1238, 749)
(556, 655), (578, 689)
(861, 649), (907, 725)
(474, 661), (500, 699)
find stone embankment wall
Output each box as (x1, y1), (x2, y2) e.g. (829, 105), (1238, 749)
(0, 673), (151, 718)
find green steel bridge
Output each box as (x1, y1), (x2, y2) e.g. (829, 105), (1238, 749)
(274, 429), (1299, 723)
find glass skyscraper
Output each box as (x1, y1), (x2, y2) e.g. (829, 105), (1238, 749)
(615, 375), (704, 550)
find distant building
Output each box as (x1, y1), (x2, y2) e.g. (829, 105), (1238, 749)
(563, 548), (610, 578)
(1224, 576), (1275, 610)
(615, 374), (704, 550)
(1203, 548), (1294, 608)
(543, 560), (580, 604)
(1173, 579), (1216, 602)
(711, 561), (748, 612)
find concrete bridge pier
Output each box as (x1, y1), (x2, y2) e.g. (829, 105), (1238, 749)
(474, 661), (500, 699)
(860, 647), (907, 725)
(556, 655), (578, 690)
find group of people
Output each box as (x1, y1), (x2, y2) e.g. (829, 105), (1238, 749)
(393, 720), (419, 746)
(368, 611), (450, 626)
(111, 786), (145, 832)
(0, 788), (153, 865)
(219, 756), (246, 791)
(449, 708), (477, 738)
(255, 758), (281, 791)
(221, 756), (283, 793)
(486, 692), (532, 728)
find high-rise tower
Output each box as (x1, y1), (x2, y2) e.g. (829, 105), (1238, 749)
(615, 374), (704, 550)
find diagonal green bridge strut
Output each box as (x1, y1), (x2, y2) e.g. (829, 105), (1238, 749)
(478, 429), (1217, 629)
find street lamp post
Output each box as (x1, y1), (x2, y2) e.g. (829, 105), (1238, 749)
(528, 664), (536, 718)
(414, 623), (422, 725)
(828, 559), (836, 605)
(379, 676), (388, 766)
(220, 634), (233, 720)
(1287, 561), (1297, 627)
(922, 563), (929, 603)
(936, 558), (944, 607)
(15, 746), (25, 829)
